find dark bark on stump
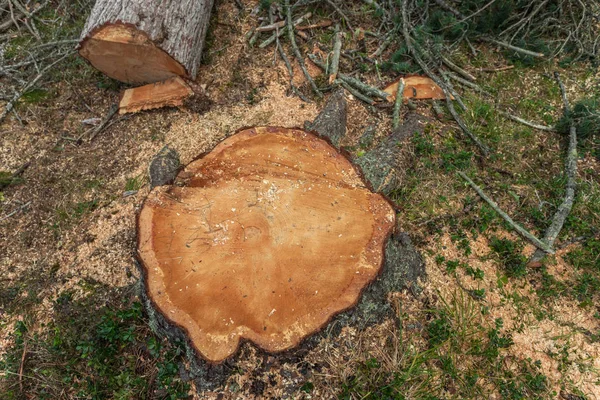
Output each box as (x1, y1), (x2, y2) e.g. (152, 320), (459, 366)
(304, 89), (347, 147)
(355, 113), (430, 195)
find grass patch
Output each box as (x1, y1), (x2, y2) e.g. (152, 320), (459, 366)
(335, 291), (549, 399)
(489, 237), (527, 278)
(0, 290), (190, 399)
(125, 175), (144, 192)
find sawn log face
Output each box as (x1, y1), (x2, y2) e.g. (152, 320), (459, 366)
(137, 127), (396, 363)
(79, 0), (213, 83)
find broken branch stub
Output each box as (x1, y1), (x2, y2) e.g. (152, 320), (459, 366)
(137, 127), (396, 363)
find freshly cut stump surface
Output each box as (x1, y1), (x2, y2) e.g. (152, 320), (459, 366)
(138, 127), (396, 363)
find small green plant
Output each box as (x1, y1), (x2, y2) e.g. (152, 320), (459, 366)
(335, 291), (548, 399)
(446, 259), (460, 273)
(125, 175), (144, 191)
(489, 237), (527, 278)
(0, 299), (190, 399)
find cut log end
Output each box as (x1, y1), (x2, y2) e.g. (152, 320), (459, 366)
(119, 77), (193, 114)
(137, 127), (396, 363)
(79, 24), (187, 84)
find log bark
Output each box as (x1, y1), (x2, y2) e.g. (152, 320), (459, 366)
(79, 0), (213, 84)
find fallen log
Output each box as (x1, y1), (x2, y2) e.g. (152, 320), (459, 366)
(79, 0), (214, 84)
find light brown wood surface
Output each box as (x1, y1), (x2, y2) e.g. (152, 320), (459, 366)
(138, 127), (395, 363)
(384, 75), (447, 101)
(119, 76), (193, 114)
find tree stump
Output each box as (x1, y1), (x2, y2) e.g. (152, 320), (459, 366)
(137, 127), (396, 364)
(79, 0), (214, 84)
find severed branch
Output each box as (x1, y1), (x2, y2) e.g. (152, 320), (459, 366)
(480, 37), (545, 58)
(458, 171), (553, 253)
(433, 0), (466, 19)
(399, 0), (489, 156)
(392, 78), (405, 129)
(324, 0), (353, 31)
(328, 24), (341, 84)
(0, 159), (30, 189)
(336, 79), (374, 105)
(308, 54), (389, 102)
(258, 12), (311, 48)
(443, 70), (490, 95)
(440, 55), (476, 81)
(272, 6), (310, 102)
(285, 0), (322, 97)
(529, 72), (578, 262)
(497, 109), (555, 131)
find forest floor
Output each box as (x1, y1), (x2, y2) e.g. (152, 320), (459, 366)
(1, 0), (599, 399)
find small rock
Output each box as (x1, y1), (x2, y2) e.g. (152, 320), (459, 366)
(122, 190), (138, 197)
(149, 146), (180, 188)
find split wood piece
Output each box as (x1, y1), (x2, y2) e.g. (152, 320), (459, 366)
(79, 0), (214, 84)
(119, 77), (193, 114)
(137, 127), (396, 363)
(296, 20), (333, 30)
(383, 76), (448, 102)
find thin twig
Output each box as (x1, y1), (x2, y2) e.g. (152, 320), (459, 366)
(0, 201), (31, 222)
(443, 70), (489, 95)
(458, 172), (553, 253)
(478, 65), (514, 72)
(555, 71), (570, 113)
(370, 31), (394, 58)
(285, 0), (322, 98)
(0, 51), (73, 125)
(324, 0), (353, 31)
(18, 341), (27, 392)
(440, 55), (476, 81)
(88, 104), (119, 141)
(497, 109), (555, 131)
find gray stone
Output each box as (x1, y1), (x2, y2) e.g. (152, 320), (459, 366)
(148, 146), (180, 188)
